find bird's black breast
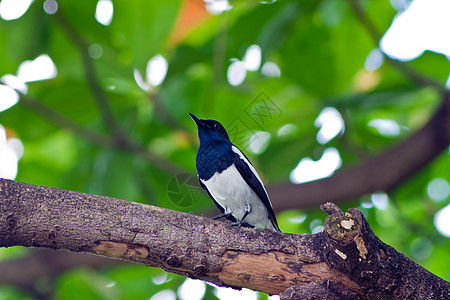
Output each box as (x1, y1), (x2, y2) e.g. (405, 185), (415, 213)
(196, 141), (234, 180)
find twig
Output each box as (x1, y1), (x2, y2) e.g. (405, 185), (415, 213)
(20, 94), (111, 147)
(53, 9), (125, 137)
(45, 8), (186, 174)
(20, 95), (185, 174)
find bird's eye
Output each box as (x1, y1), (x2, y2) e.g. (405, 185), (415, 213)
(213, 123), (220, 130)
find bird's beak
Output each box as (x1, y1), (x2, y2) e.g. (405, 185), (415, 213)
(189, 113), (201, 126)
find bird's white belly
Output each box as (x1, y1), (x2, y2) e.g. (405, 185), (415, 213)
(201, 164), (272, 229)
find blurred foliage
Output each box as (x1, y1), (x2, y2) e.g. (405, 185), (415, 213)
(1, 0), (450, 299)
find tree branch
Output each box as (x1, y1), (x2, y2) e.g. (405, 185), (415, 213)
(269, 92), (450, 210)
(0, 248), (124, 299)
(1, 179), (448, 298)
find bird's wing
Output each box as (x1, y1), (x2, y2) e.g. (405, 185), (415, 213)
(231, 146), (280, 231)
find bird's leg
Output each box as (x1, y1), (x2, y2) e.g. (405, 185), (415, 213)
(212, 207), (232, 220)
(235, 204), (252, 228)
(241, 204), (252, 223)
(212, 212), (231, 220)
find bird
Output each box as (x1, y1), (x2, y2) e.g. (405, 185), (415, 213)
(189, 113), (280, 232)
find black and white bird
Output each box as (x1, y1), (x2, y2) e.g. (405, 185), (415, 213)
(189, 113), (280, 232)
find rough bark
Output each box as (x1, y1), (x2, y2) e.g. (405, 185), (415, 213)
(1, 178), (449, 299)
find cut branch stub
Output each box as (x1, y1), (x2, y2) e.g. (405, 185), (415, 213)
(320, 202), (450, 299)
(323, 203), (365, 253)
(321, 202), (400, 297)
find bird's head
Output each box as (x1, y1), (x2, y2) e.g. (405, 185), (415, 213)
(189, 113), (230, 144)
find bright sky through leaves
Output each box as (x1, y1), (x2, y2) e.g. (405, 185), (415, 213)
(381, 0), (450, 61)
(17, 54), (57, 83)
(0, 0), (32, 20)
(204, 0), (232, 15)
(290, 148), (342, 184)
(95, 0), (113, 26)
(427, 178), (450, 202)
(371, 193), (389, 210)
(146, 55), (169, 87)
(177, 278), (206, 300)
(43, 0), (58, 15)
(0, 125), (23, 180)
(0, 85), (19, 112)
(434, 204), (450, 237)
(242, 45), (262, 72)
(150, 290), (176, 300)
(249, 131), (271, 154)
(214, 287), (258, 300)
(134, 55), (169, 91)
(261, 62), (281, 78)
(368, 119), (402, 136)
(227, 44), (263, 86)
(314, 107), (344, 145)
